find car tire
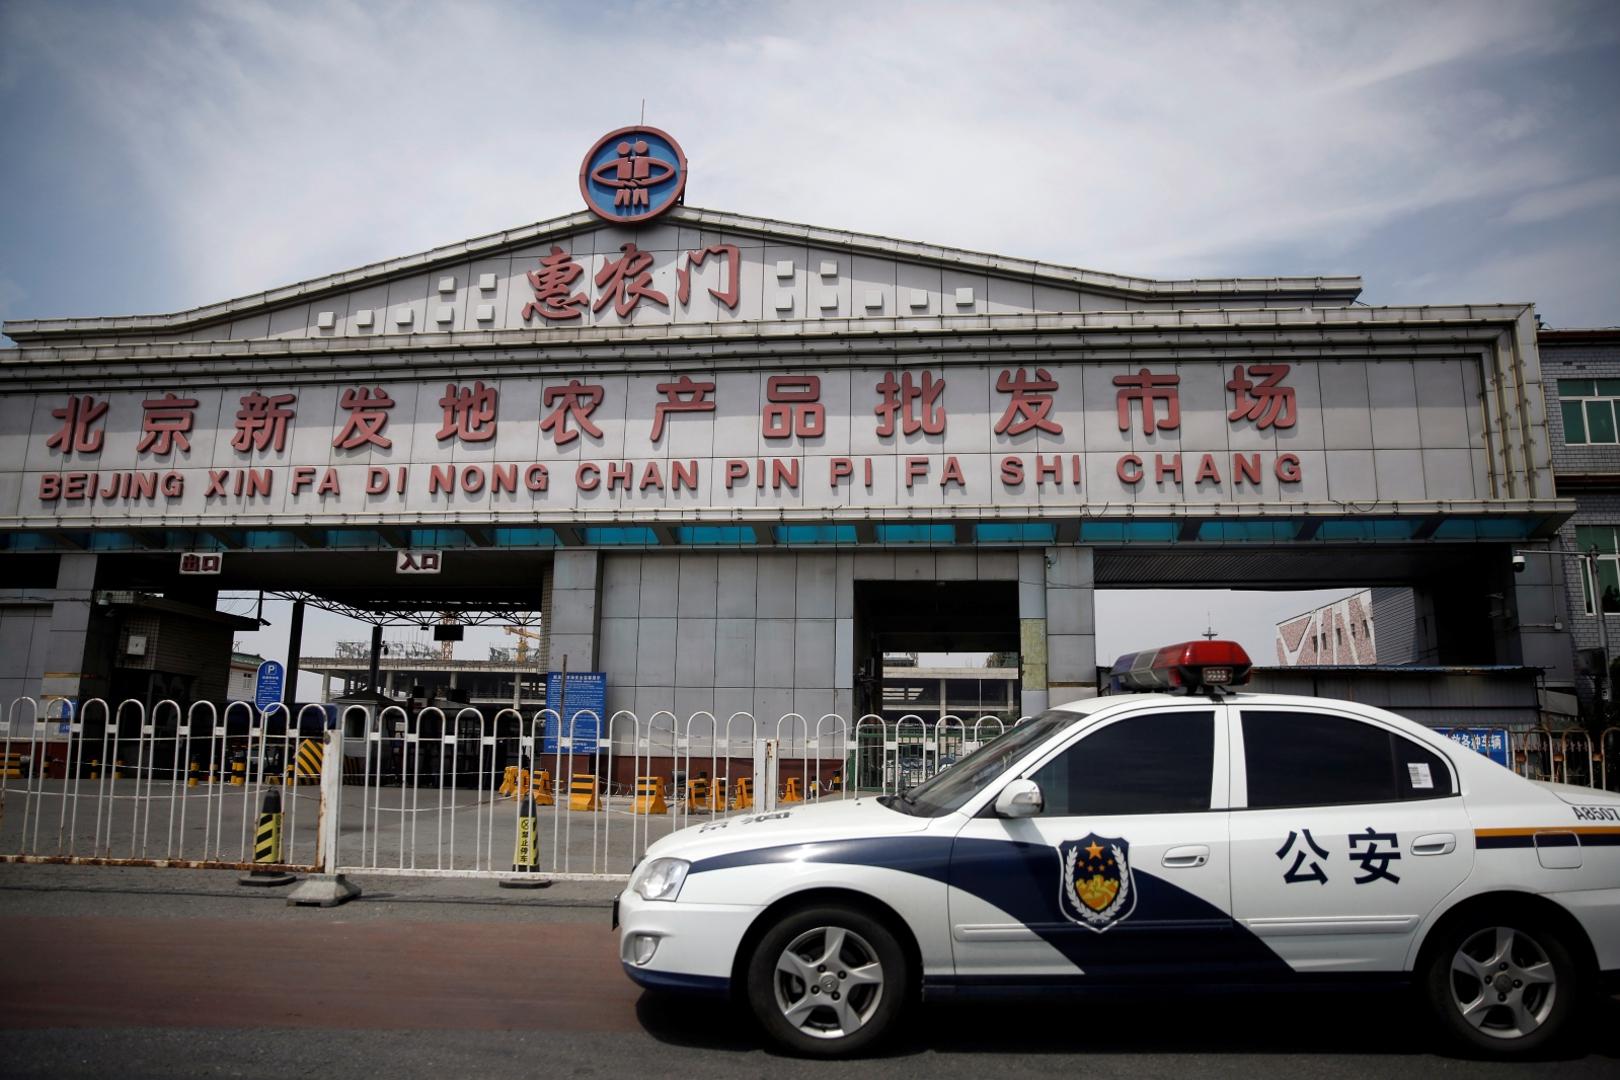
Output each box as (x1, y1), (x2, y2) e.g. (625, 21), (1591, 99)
(1422, 907), (1583, 1056)
(744, 903), (910, 1057)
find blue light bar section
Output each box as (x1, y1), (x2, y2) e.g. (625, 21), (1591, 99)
(974, 523), (1058, 543)
(1315, 519), (1418, 541)
(1079, 521), (1178, 543)
(1431, 517), (1537, 540)
(492, 528), (561, 547)
(1196, 520), (1298, 542)
(876, 523), (955, 543)
(774, 524), (857, 544)
(675, 526), (755, 545)
(581, 526), (659, 545)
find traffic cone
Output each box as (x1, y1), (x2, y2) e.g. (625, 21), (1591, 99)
(240, 787), (296, 887)
(499, 793), (551, 890)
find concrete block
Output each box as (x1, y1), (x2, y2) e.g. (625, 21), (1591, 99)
(677, 554), (719, 618)
(756, 556), (799, 617)
(635, 617), (677, 686)
(795, 554), (836, 618)
(674, 618), (718, 687)
(1046, 588), (1095, 636)
(754, 620), (796, 688)
(851, 551), (895, 580)
(597, 617), (640, 685)
(936, 551), (977, 581)
(551, 550), (599, 593)
(715, 554), (759, 618)
(1046, 633), (1097, 686)
(716, 619), (759, 688)
(638, 557), (679, 617)
(548, 588), (597, 636)
(1044, 547), (1093, 589)
(977, 551), (1019, 580)
(794, 619), (836, 689)
(894, 553), (936, 581)
(601, 555), (642, 617)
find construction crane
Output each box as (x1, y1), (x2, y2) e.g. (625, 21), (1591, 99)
(503, 625), (544, 665)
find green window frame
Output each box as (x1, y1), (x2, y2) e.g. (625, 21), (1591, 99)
(1557, 379), (1620, 445)
(1575, 526), (1620, 615)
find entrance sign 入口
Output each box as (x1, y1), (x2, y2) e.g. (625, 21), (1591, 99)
(395, 550), (442, 574)
(179, 552), (222, 574)
(542, 671), (607, 754)
(254, 660), (285, 710)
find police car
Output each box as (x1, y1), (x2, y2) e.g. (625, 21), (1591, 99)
(616, 641), (1620, 1057)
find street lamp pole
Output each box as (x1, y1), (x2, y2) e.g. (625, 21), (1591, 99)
(1586, 546), (1613, 707)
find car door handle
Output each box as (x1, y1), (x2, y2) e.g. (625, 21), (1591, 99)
(1411, 833), (1456, 856)
(1162, 845), (1210, 868)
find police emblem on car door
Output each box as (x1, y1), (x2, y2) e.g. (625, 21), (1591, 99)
(1058, 833), (1136, 930)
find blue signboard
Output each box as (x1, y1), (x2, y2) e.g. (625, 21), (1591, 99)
(255, 660), (285, 711)
(541, 671), (607, 755)
(1435, 727), (1511, 768)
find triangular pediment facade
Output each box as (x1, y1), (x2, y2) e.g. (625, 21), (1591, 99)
(3, 206), (1361, 349)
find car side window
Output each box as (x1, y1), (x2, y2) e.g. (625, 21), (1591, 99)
(1242, 710), (1455, 809)
(1029, 710), (1215, 816)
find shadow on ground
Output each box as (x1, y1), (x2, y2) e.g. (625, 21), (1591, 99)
(636, 987), (1620, 1061)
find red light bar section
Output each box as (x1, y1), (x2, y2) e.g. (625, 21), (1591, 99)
(1111, 640), (1253, 692)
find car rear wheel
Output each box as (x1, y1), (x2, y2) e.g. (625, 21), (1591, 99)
(1423, 913), (1581, 1055)
(744, 904), (909, 1057)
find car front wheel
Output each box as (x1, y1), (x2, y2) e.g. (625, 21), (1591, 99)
(744, 904), (910, 1057)
(1423, 913), (1581, 1055)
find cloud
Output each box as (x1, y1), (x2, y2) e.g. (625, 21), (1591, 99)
(1, 0), (1617, 325)
(1501, 175), (1620, 225)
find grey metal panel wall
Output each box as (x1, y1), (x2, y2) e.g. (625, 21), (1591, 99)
(1370, 587), (1417, 664)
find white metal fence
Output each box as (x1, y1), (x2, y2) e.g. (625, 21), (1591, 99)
(3, 698), (1616, 882)
(0, 697), (1028, 881)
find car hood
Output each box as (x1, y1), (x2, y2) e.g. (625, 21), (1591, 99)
(640, 796), (931, 865)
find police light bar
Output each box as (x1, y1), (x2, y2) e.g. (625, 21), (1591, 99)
(1110, 640), (1253, 693)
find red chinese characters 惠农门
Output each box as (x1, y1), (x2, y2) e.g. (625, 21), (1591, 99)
(651, 375), (715, 442)
(436, 382), (498, 443)
(1114, 368), (1180, 435)
(1227, 363), (1296, 430)
(874, 371), (946, 436)
(232, 391), (296, 454)
(994, 368), (1063, 436)
(763, 375), (825, 439)
(540, 380), (606, 446)
(522, 246), (588, 322)
(137, 393), (198, 456)
(333, 387), (395, 450)
(595, 242), (668, 320)
(45, 394), (108, 455)
(676, 244), (741, 311)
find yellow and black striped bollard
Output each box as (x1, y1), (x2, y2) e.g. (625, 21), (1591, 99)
(239, 787), (296, 887)
(499, 792), (551, 890)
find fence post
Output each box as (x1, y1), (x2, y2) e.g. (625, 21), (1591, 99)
(285, 712), (361, 907)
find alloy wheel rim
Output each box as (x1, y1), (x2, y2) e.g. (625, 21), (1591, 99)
(1448, 925), (1557, 1039)
(773, 925), (885, 1039)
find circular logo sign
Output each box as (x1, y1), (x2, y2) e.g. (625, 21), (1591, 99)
(578, 126), (687, 224)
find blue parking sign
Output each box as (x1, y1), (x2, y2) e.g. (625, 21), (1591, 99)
(255, 660), (285, 711)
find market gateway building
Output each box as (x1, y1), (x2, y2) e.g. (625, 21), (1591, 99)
(0, 127), (1579, 736)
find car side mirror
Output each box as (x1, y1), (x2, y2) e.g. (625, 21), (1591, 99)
(995, 778), (1043, 818)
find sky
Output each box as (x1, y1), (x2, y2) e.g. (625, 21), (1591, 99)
(2, 0), (1617, 693)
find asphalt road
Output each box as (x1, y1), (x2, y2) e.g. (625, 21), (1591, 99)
(1, 866), (1617, 1079)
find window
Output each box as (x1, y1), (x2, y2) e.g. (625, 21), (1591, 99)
(1576, 525), (1620, 615)
(1030, 710), (1214, 816)
(1242, 710), (1454, 809)
(1557, 379), (1620, 445)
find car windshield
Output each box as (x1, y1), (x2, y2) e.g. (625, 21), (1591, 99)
(895, 710), (1077, 817)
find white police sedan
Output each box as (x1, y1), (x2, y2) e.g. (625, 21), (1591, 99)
(616, 641), (1620, 1057)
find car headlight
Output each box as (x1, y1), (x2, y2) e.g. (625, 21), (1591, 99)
(631, 857), (690, 901)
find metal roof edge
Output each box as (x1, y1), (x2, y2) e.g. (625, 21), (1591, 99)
(2, 205), (1364, 340)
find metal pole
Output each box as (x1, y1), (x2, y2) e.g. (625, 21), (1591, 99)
(284, 599), (305, 708)
(368, 623), (383, 694)
(1591, 548), (1612, 706)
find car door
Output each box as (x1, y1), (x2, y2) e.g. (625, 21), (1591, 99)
(1228, 705), (1475, 976)
(947, 703), (1260, 985)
